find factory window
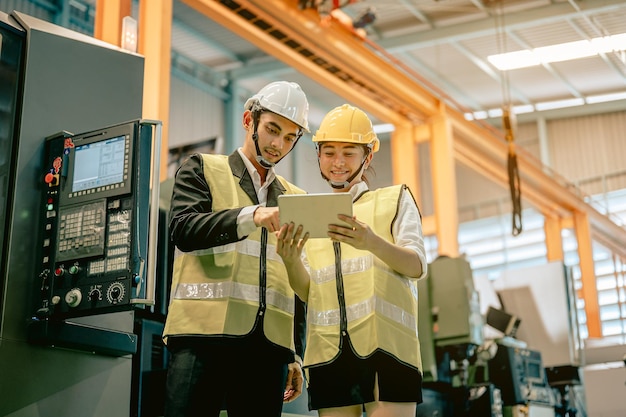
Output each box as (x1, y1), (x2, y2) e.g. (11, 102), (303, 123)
(426, 189), (626, 341)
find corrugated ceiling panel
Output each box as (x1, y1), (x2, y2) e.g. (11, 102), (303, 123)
(461, 33), (510, 58)
(171, 24), (227, 63)
(553, 57), (626, 95)
(605, 53), (626, 75)
(514, 20), (583, 48)
(574, 9), (626, 37)
(174, 0), (259, 59)
(507, 66), (576, 102)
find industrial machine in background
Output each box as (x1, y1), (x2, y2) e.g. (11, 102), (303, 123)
(493, 262), (585, 417)
(418, 256), (483, 383)
(416, 256), (586, 417)
(417, 255), (500, 417)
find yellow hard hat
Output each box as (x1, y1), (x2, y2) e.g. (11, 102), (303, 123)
(312, 104), (379, 153)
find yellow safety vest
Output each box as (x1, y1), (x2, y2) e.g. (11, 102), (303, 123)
(163, 154), (304, 352)
(304, 184), (422, 371)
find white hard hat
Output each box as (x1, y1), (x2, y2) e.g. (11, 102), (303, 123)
(244, 81), (310, 132)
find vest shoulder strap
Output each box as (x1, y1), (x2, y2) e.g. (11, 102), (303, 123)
(276, 175), (306, 195)
(200, 153), (239, 209)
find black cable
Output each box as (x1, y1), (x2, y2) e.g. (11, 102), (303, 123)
(508, 145), (522, 236)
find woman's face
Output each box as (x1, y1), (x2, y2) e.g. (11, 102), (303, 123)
(318, 142), (372, 189)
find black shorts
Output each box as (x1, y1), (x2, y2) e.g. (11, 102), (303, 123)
(306, 341), (423, 410)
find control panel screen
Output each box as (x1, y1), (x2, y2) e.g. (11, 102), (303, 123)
(527, 360), (542, 380)
(72, 135), (126, 192)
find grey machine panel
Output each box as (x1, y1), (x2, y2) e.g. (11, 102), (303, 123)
(0, 10), (145, 417)
(428, 256), (484, 347)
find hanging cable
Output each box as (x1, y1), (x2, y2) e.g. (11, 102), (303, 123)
(495, 2), (522, 236)
(504, 106), (522, 235)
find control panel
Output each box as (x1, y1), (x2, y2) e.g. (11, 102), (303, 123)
(34, 120), (160, 319)
(488, 343), (555, 406)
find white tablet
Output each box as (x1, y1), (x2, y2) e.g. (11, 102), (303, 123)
(278, 193), (353, 238)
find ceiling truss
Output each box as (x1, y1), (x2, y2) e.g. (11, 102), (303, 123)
(182, 0), (626, 259)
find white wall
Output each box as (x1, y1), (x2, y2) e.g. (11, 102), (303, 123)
(583, 363), (626, 417)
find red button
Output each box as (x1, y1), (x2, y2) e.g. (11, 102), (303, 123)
(44, 173), (55, 184)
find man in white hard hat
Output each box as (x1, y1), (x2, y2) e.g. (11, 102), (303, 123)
(162, 81), (310, 417)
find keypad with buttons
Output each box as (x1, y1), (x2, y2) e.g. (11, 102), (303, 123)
(56, 199), (106, 262)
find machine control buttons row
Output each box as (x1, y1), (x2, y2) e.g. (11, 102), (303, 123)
(54, 281), (127, 308)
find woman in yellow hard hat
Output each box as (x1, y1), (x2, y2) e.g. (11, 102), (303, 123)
(277, 104), (428, 417)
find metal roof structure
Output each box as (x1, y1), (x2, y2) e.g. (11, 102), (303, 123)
(170, 0), (626, 127)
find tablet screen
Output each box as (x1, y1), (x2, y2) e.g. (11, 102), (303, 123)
(278, 193), (353, 238)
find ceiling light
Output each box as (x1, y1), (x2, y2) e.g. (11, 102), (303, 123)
(534, 98), (585, 111)
(373, 123), (395, 134)
(512, 104), (534, 115)
(489, 50), (540, 70)
(488, 33), (626, 71)
(466, 111), (488, 120)
(488, 108), (503, 118)
(586, 91), (626, 104)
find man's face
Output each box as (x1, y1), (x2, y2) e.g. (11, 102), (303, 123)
(242, 110), (300, 168)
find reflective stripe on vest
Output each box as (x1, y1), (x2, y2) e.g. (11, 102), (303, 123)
(308, 294), (416, 331)
(172, 281), (294, 315)
(171, 238), (293, 313)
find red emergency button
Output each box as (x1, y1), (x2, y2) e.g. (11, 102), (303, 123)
(45, 173), (55, 184)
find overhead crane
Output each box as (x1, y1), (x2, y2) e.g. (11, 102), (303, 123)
(182, 0), (626, 251)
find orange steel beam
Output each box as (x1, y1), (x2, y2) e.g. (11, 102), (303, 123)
(448, 110), (626, 259)
(183, 0), (626, 260)
(138, 0), (172, 181)
(431, 112), (459, 257)
(575, 211), (602, 337)
(544, 217), (565, 262)
(181, 0), (420, 125)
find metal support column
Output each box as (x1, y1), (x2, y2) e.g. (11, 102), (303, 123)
(574, 210), (602, 337)
(431, 107), (459, 257)
(139, 0), (172, 181)
(391, 122), (421, 206)
(545, 216), (565, 262)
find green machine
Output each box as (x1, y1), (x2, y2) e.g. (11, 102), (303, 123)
(417, 256), (491, 417)
(419, 256), (484, 382)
